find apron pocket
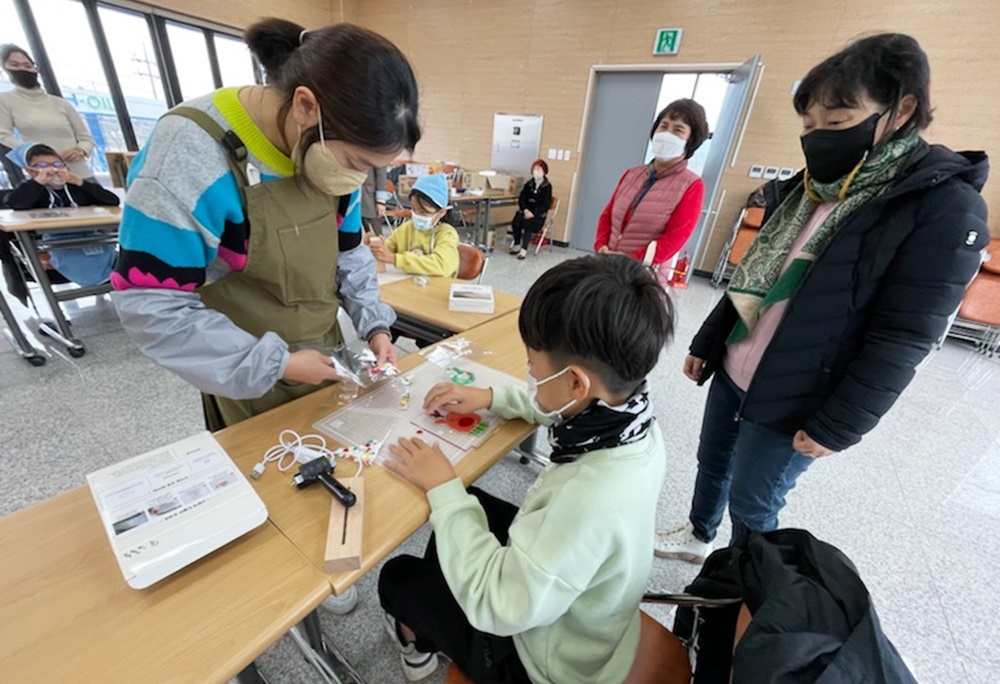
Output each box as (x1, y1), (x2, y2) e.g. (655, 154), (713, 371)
(275, 222), (338, 304)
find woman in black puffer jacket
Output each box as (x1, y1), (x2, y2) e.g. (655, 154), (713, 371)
(655, 33), (989, 563)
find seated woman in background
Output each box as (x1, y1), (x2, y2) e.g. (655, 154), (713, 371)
(369, 173), (460, 277)
(595, 99), (708, 286)
(509, 158), (552, 259)
(5, 142), (118, 287)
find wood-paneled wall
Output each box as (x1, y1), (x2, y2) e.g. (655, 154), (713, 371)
(342, 0), (999, 265)
(143, 0), (335, 32)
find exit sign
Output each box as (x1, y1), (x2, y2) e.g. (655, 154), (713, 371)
(653, 28), (683, 55)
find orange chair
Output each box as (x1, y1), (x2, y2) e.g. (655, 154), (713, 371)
(457, 244), (489, 284)
(711, 206), (765, 287)
(948, 237), (1000, 355)
(443, 610), (691, 684)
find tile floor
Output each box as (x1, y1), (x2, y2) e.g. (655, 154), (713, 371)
(1, 244), (998, 684)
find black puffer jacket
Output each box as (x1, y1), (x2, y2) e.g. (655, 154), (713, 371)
(673, 529), (917, 684)
(692, 142), (989, 451)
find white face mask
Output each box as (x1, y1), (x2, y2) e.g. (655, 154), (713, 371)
(651, 130), (687, 162)
(526, 364), (587, 424)
(412, 213), (436, 231)
(294, 104), (368, 196)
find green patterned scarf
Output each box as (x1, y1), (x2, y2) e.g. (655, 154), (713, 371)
(726, 133), (919, 344)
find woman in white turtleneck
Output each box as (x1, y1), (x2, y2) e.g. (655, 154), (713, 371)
(0, 44), (95, 180)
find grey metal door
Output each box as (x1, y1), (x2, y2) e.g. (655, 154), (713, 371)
(569, 71), (663, 251)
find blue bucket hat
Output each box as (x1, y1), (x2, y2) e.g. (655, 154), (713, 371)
(411, 173), (452, 211)
(6, 142), (45, 168)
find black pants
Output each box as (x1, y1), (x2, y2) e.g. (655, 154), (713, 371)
(510, 212), (545, 250)
(362, 217), (383, 237)
(378, 487), (532, 684)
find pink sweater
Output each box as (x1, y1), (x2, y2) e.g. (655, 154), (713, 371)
(725, 202), (839, 391)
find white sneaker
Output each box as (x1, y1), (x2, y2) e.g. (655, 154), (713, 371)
(509, 243), (521, 255)
(384, 611), (439, 681)
(321, 585), (359, 614)
(517, 248), (528, 260)
(654, 522), (713, 564)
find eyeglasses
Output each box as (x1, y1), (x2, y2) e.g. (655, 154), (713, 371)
(31, 161), (66, 169)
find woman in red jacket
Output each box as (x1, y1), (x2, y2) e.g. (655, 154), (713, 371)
(595, 99), (708, 285)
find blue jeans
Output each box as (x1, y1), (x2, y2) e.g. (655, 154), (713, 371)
(689, 370), (813, 546)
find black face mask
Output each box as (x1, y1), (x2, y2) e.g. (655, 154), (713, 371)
(800, 112), (884, 184)
(7, 69), (39, 89)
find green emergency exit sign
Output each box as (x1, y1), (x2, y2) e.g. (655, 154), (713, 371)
(653, 28), (683, 55)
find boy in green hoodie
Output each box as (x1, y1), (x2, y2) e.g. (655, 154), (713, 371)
(378, 254), (674, 683)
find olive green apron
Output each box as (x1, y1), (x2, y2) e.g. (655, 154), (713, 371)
(168, 107), (343, 430)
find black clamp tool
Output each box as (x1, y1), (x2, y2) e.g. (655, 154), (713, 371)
(292, 457), (357, 508)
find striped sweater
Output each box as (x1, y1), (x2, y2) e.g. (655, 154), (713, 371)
(111, 88), (394, 400)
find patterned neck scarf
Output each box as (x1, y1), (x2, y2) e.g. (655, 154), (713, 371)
(726, 133), (919, 343)
(548, 381), (654, 463)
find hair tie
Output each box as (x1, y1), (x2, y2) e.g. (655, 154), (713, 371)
(299, 30), (308, 45)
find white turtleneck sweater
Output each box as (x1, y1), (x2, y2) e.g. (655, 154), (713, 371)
(0, 85), (96, 178)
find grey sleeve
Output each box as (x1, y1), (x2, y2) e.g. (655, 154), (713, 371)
(112, 288), (290, 399)
(337, 243), (396, 339)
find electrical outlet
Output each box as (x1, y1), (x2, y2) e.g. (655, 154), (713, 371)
(748, 165), (764, 179)
(763, 166), (779, 180)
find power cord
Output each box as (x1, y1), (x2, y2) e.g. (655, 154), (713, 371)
(250, 429), (339, 480)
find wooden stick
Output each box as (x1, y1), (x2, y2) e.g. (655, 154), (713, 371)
(324, 478), (364, 573)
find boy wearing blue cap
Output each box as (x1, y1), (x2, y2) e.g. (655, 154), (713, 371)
(369, 173), (460, 277)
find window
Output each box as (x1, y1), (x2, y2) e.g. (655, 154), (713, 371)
(166, 21), (216, 101)
(29, 0), (124, 175)
(97, 5), (168, 148)
(214, 34), (256, 87)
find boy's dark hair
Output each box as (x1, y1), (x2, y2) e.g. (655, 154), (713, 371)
(409, 189), (442, 214)
(26, 144), (60, 165)
(519, 255), (674, 395)
(245, 19), (421, 169)
(793, 33), (933, 134)
(650, 99), (709, 159)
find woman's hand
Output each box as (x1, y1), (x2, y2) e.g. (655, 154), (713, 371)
(368, 331), (396, 366)
(524, 209), (534, 219)
(61, 147), (86, 163)
(385, 437), (457, 492)
(597, 245), (611, 255)
(683, 355), (705, 382)
(423, 382), (492, 414)
(793, 430), (836, 458)
(283, 349), (341, 384)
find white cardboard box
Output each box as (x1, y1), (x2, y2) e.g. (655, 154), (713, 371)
(86, 431), (267, 589)
(449, 283), (495, 314)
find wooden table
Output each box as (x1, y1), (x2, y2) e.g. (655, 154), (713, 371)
(380, 276), (521, 343)
(0, 206), (121, 358)
(450, 192), (518, 250)
(215, 310), (531, 597)
(0, 487), (331, 684)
